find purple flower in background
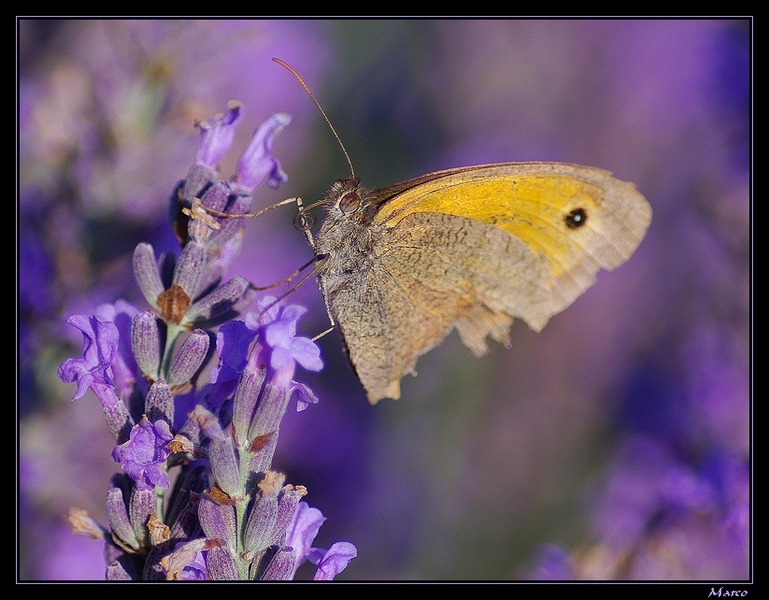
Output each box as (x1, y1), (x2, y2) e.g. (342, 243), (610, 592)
(589, 437), (712, 547)
(523, 545), (576, 581)
(524, 437), (749, 580)
(112, 416), (173, 490)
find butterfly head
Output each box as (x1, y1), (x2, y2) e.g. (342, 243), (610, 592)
(331, 178), (363, 215)
(292, 177), (365, 234)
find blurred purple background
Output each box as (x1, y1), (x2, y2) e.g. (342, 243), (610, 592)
(18, 19), (750, 580)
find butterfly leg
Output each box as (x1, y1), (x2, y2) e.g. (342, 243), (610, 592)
(311, 323), (336, 342)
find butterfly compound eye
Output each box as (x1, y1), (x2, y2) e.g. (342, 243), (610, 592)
(339, 191), (361, 214)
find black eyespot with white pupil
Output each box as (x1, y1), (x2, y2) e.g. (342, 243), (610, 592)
(565, 207), (587, 229)
(339, 191), (361, 214)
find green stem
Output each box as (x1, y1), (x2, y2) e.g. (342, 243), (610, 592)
(154, 485), (165, 524)
(160, 323), (186, 380)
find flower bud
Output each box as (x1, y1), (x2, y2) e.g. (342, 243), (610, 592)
(106, 474), (140, 551)
(260, 547), (296, 580)
(131, 311), (162, 379)
(206, 545), (239, 580)
(168, 329), (211, 387)
(129, 485), (156, 548)
(186, 276), (257, 328)
(172, 240), (207, 301)
(243, 471), (284, 554)
(144, 381), (173, 426)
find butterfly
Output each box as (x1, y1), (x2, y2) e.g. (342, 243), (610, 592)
(301, 161), (651, 404)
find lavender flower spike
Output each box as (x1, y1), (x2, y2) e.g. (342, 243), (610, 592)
(58, 100), (357, 580)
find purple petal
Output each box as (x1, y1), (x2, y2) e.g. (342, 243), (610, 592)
(269, 346), (295, 372)
(195, 101), (243, 168)
(291, 381), (320, 412)
(289, 336), (323, 372)
(264, 318), (295, 352)
(94, 300), (142, 394)
(285, 502), (326, 570)
(235, 112), (291, 190)
(112, 416), (172, 490)
(312, 542), (358, 580)
(58, 314), (118, 400)
(253, 295), (281, 325)
(279, 304), (307, 326)
(160, 539), (210, 581)
(179, 550), (208, 580)
(256, 301), (321, 373)
(209, 320), (257, 384)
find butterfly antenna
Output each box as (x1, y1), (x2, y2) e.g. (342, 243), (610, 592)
(272, 57), (355, 179)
